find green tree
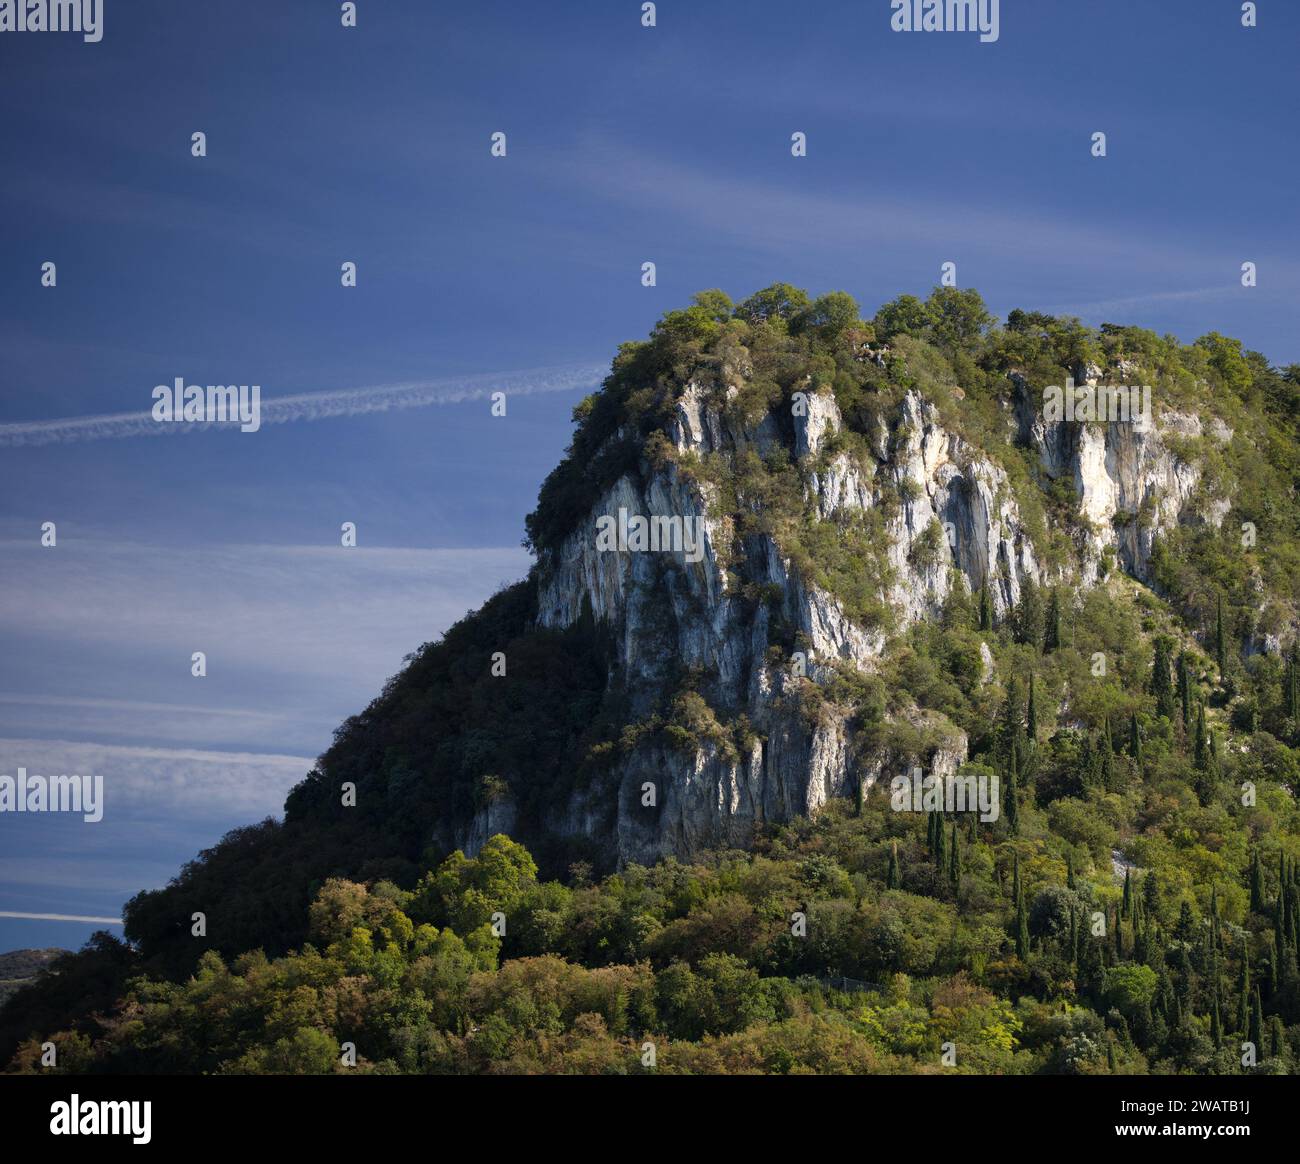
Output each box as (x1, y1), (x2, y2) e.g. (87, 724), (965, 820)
(1215, 592), (1228, 680)
(734, 282), (811, 326)
(1044, 588), (1062, 653)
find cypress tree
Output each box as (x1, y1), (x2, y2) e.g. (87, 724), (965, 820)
(1177, 651), (1191, 728)
(1015, 577), (1043, 649)
(1249, 987), (1264, 1057)
(948, 824), (960, 890)
(978, 580), (993, 632)
(1236, 938), (1250, 1036)
(1143, 869), (1159, 920)
(1194, 703), (1209, 770)
(1044, 587), (1062, 653)
(1066, 851), (1076, 892)
(1002, 675), (1022, 758)
(1122, 868), (1132, 919)
(1269, 1015), (1285, 1060)
(1005, 757), (1019, 835)
(1152, 639), (1176, 720)
(1016, 891), (1029, 961)
(887, 842), (900, 890)
(1128, 712), (1142, 767)
(1286, 642), (1300, 721)
(1027, 675), (1038, 742)
(1100, 720), (1115, 790)
(1274, 873), (1287, 968)
(1210, 995), (1222, 1045)
(1215, 592), (1227, 680)
(1250, 849), (1265, 914)
(935, 815), (947, 868)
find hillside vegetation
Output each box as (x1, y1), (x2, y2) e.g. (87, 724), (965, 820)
(4, 285), (1300, 1075)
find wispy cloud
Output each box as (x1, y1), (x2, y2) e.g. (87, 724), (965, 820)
(558, 140), (1247, 281)
(1040, 285), (1243, 320)
(0, 738), (313, 817)
(0, 911), (123, 926)
(0, 362), (605, 449)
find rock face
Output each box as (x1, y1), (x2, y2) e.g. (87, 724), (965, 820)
(461, 374), (1226, 865)
(1014, 378), (1231, 583)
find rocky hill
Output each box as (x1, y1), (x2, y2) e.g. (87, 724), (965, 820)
(4, 284), (1298, 1075)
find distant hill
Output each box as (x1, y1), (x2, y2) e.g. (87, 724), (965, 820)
(0, 949), (64, 1006)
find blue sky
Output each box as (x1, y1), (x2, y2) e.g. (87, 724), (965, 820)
(1, 0), (1297, 953)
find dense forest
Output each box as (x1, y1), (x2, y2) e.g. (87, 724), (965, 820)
(4, 284), (1299, 1074)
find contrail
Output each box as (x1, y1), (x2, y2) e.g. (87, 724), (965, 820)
(0, 361), (607, 448)
(0, 910), (123, 925)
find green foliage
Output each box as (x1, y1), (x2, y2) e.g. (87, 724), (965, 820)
(5, 284), (1300, 1076)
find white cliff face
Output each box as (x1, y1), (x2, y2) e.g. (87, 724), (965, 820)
(514, 373), (1230, 865)
(1017, 378), (1232, 583)
(529, 383), (983, 864)
(801, 389), (1041, 622)
(457, 795), (518, 858)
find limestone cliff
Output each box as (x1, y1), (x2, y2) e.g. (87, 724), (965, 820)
(456, 357), (1233, 865)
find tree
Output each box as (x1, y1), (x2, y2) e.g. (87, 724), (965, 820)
(1098, 719), (1115, 791)
(1194, 703), (1209, 771)
(872, 293), (928, 342)
(978, 581), (993, 632)
(1128, 713), (1142, 768)
(923, 286), (994, 353)
(1151, 639), (1176, 720)
(1027, 675), (1039, 742)
(887, 843), (900, 890)
(1215, 592), (1228, 681)
(1177, 652), (1192, 728)
(1005, 756), (1020, 835)
(795, 291), (861, 338)
(690, 288), (734, 322)
(1043, 588), (1062, 652)
(1014, 578), (1043, 649)
(734, 282), (810, 326)
(1001, 676), (1023, 758)
(1013, 858), (1029, 960)
(1236, 938), (1250, 1036)
(1286, 642), (1300, 721)
(1249, 987), (1264, 1059)
(1251, 849), (1265, 915)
